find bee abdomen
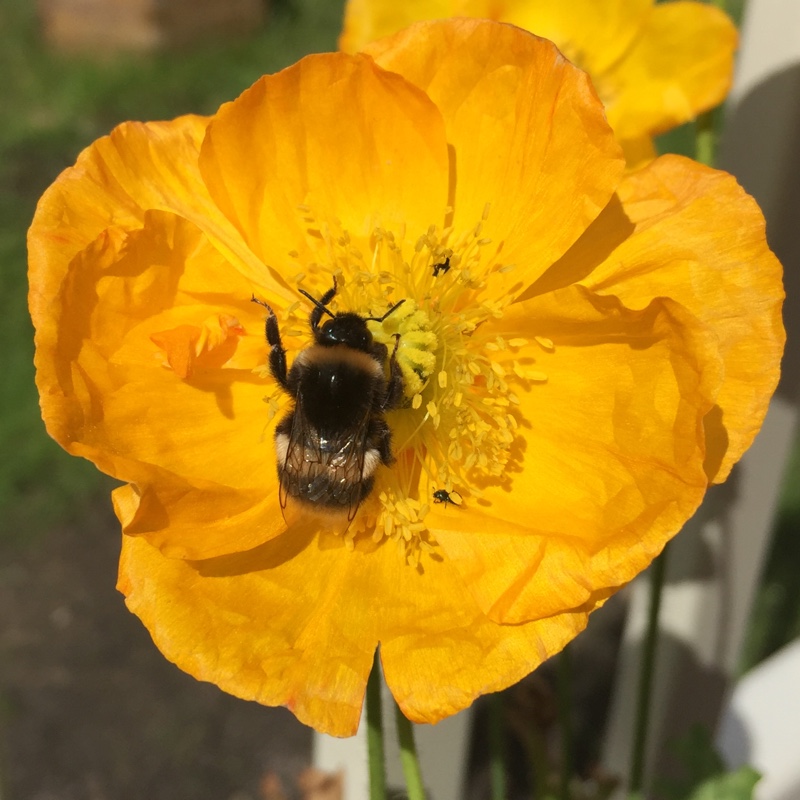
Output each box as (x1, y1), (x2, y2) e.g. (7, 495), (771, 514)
(275, 428), (381, 511)
(281, 470), (376, 512)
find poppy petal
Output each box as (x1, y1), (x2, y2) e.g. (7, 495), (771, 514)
(536, 155), (785, 482)
(119, 524), (607, 734)
(365, 19), (625, 298)
(602, 2), (737, 139)
(34, 211), (286, 558)
(339, 0), (464, 53)
(341, 0), (650, 77)
(486, 0), (650, 75)
(27, 115), (288, 311)
(429, 285), (721, 623)
(198, 52), (450, 278)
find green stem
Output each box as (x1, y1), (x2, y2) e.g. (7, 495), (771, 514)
(527, 725), (551, 800)
(395, 701), (427, 800)
(489, 692), (507, 800)
(628, 544), (670, 799)
(695, 0), (728, 166)
(366, 650), (388, 800)
(557, 646), (573, 800)
(695, 107), (719, 167)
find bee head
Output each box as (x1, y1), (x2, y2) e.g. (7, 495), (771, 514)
(301, 281), (406, 354)
(317, 313), (374, 352)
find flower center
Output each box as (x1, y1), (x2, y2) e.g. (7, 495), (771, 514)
(266, 205), (548, 564)
(367, 298), (438, 400)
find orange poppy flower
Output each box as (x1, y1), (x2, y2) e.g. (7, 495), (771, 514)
(340, 0), (738, 165)
(29, 20), (782, 736)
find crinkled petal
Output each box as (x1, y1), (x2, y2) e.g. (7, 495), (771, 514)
(198, 52), (450, 274)
(428, 285), (721, 624)
(533, 155), (784, 482)
(365, 19), (624, 298)
(111, 479), (284, 561)
(381, 586), (613, 725)
(27, 115), (289, 314)
(119, 526), (608, 735)
(603, 2), (737, 140)
(33, 210), (286, 558)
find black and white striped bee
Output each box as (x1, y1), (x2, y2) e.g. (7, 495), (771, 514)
(253, 280), (405, 522)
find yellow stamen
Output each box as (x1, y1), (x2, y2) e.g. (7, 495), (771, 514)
(280, 204), (554, 565)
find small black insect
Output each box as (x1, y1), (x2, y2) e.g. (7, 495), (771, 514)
(252, 279), (405, 521)
(432, 256), (451, 277)
(433, 489), (463, 508)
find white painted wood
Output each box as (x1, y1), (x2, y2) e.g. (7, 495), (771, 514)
(312, 670), (472, 800)
(312, 708), (369, 800)
(717, 638), (800, 800)
(726, 0), (800, 106)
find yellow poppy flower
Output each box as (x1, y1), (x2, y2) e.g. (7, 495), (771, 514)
(340, 0), (738, 165)
(29, 20), (782, 736)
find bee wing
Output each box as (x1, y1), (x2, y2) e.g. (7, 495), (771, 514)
(320, 424), (367, 525)
(278, 392), (308, 514)
(337, 420), (370, 523)
(310, 408), (371, 524)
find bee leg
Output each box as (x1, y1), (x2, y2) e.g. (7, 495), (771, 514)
(251, 296), (290, 392)
(370, 340), (388, 362)
(370, 417), (395, 466)
(382, 334), (405, 411)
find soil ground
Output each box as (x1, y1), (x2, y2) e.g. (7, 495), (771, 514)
(0, 497), (312, 800)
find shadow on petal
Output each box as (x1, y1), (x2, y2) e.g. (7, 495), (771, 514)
(191, 519), (320, 577)
(522, 195), (635, 299)
(702, 404), (729, 483)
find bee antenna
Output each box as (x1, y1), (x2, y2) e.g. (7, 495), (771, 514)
(298, 288), (335, 319)
(366, 298), (406, 323)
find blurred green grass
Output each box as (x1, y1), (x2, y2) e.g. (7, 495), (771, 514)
(1, 0), (797, 667)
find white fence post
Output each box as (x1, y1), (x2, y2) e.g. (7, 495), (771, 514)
(602, 0), (800, 790)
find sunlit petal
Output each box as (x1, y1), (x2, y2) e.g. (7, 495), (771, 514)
(366, 19), (624, 296)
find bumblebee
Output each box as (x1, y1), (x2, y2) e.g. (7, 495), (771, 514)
(253, 280), (405, 521)
(433, 489), (463, 508)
